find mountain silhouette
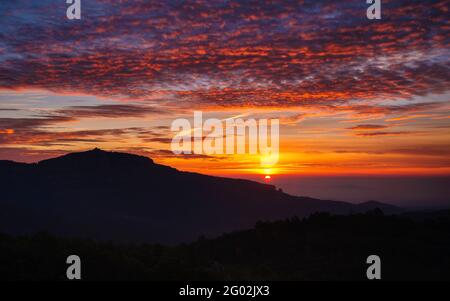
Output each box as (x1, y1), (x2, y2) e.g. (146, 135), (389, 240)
(0, 149), (402, 243)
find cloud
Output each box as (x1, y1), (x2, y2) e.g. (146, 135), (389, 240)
(1, 0), (449, 173)
(347, 124), (388, 130)
(0, 129), (14, 135)
(334, 145), (450, 157)
(278, 113), (308, 125)
(56, 104), (165, 118)
(146, 149), (219, 160)
(354, 131), (422, 137)
(0, 0), (448, 108)
(331, 101), (448, 118)
(0, 118), (158, 146)
(143, 137), (173, 144)
(0, 115), (75, 130)
(389, 146), (450, 157)
(0, 103), (168, 146)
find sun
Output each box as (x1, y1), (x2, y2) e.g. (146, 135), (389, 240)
(264, 175), (271, 180)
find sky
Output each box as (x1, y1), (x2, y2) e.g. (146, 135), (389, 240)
(0, 0), (449, 181)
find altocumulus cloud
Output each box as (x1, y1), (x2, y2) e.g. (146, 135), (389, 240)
(0, 0), (448, 108)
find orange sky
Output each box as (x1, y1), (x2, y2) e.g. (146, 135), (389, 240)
(1, 95), (449, 176)
(0, 1), (449, 176)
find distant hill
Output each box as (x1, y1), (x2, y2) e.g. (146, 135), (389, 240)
(0, 149), (402, 244)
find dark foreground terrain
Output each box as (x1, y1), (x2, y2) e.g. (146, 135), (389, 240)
(1, 210), (449, 281)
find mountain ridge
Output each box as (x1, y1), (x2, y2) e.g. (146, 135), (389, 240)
(0, 148), (402, 244)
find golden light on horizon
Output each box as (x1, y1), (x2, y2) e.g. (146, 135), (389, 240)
(0, 129), (15, 135)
